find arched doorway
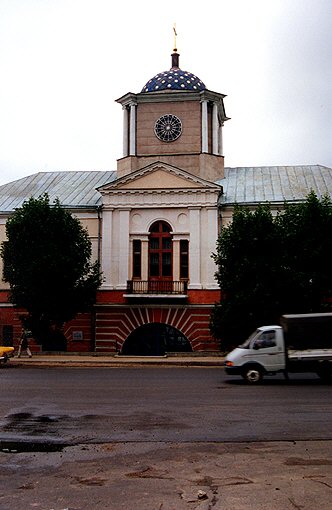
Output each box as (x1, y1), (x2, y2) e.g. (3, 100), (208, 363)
(122, 323), (192, 356)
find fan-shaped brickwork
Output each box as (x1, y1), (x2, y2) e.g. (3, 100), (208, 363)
(94, 306), (217, 353)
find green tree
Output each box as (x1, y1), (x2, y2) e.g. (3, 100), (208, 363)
(1, 194), (102, 348)
(276, 191), (332, 312)
(211, 203), (282, 347)
(211, 193), (332, 350)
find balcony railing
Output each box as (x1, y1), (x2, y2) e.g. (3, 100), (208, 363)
(126, 280), (188, 295)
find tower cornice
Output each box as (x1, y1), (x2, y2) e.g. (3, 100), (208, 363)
(116, 89), (228, 110)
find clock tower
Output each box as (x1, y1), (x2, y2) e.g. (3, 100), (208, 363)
(116, 47), (229, 182)
(94, 41), (229, 355)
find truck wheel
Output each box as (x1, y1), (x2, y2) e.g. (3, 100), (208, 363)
(242, 366), (263, 384)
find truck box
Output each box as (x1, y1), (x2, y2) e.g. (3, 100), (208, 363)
(281, 313), (332, 350)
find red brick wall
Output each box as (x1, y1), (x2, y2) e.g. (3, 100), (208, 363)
(64, 313), (93, 352)
(0, 288), (221, 353)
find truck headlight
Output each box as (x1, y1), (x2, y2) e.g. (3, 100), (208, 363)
(225, 360), (234, 367)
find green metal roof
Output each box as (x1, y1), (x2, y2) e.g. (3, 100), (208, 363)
(0, 171), (116, 212)
(217, 165), (332, 205)
(0, 165), (331, 213)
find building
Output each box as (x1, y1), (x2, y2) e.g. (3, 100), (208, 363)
(1, 47), (332, 354)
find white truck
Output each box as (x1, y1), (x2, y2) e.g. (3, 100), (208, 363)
(224, 313), (332, 383)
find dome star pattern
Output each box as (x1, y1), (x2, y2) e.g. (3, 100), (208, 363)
(142, 68), (206, 93)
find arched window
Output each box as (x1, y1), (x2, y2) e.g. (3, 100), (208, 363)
(149, 221), (172, 280)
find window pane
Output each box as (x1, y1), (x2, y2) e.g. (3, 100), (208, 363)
(132, 240), (141, 278)
(180, 240), (188, 254)
(162, 253), (172, 276)
(150, 253), (159, 276)
(150, 222), (159, 232)
(150, 238), (159, 250)
(162, 223), (171, 232)
(162, 238), (171, 250)
(180, 256), (188, 279)
(133, 240), (141, 254)
(180, 240), (189, 279)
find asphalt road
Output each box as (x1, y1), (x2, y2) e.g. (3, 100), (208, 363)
(0, 366), (331, 445)
(1, 367), (332, 510)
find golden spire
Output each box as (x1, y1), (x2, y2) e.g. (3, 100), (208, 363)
(173, 23), (177, 52)
(171, 23), (179, 69)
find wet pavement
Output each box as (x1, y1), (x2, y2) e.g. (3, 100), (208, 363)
(1, 357), (332, 509)
(1, 440), (332, 509)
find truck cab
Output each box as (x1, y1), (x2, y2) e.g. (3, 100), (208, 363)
(225, 326), (286, 383)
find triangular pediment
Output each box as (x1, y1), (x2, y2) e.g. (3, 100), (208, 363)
(97, 162), (222, 192)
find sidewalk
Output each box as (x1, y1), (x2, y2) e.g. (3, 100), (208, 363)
(9, 352), (226, 368)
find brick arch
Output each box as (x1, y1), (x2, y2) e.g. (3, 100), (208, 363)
(94, 305), (218, 353)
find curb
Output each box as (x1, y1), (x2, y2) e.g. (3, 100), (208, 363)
(7, 355), (225, 368)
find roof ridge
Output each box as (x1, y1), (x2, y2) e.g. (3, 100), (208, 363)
(223, 164), (329, 171)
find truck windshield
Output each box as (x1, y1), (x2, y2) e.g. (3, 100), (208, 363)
(239, 330), (260, 349)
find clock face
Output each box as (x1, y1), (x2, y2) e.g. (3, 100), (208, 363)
(154, 114), (182, 142)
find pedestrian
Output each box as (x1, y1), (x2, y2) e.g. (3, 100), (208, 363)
(17, 328), (32, 358)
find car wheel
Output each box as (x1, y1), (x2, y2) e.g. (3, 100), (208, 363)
(242, 366), (263, 384)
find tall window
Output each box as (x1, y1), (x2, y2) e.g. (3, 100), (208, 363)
(149, 221), (172, 280)
(180, 240), (189, 279)
(132, 240), (141, 278)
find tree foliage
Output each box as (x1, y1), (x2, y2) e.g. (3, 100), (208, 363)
(1, 194), (102, 346)
(211, 192), (332, 349)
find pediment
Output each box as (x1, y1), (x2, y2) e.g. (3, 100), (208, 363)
(97, 162), (222, 193)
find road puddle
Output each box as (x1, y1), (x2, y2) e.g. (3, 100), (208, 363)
(0, 440), (69, 453)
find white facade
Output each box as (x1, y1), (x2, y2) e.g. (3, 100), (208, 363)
(98, 162), (221, 292)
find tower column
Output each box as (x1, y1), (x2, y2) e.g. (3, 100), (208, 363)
(219, 122), (224, 157)
(122, 106), (129, 157)
(141, 239), (149, 281)
(206, 207), (220, 288)
(117, 208), (131, 288)
(172, 239), (180, 281)
(188, 207), (202, 289)
(201, 99), (208, 153)
(101, 208), (113, 288)
(129, 102), (136, 156)
(212, 102), (219, 155)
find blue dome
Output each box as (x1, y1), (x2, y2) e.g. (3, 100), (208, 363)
(142, 68), (206, 93)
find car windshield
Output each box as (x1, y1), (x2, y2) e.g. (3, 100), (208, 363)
(239, 329), (260, 349)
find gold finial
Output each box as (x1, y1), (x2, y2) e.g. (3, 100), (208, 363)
(173, 23), (177, 52)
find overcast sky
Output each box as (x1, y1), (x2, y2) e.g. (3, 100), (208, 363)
(0, 0), (331, 185)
